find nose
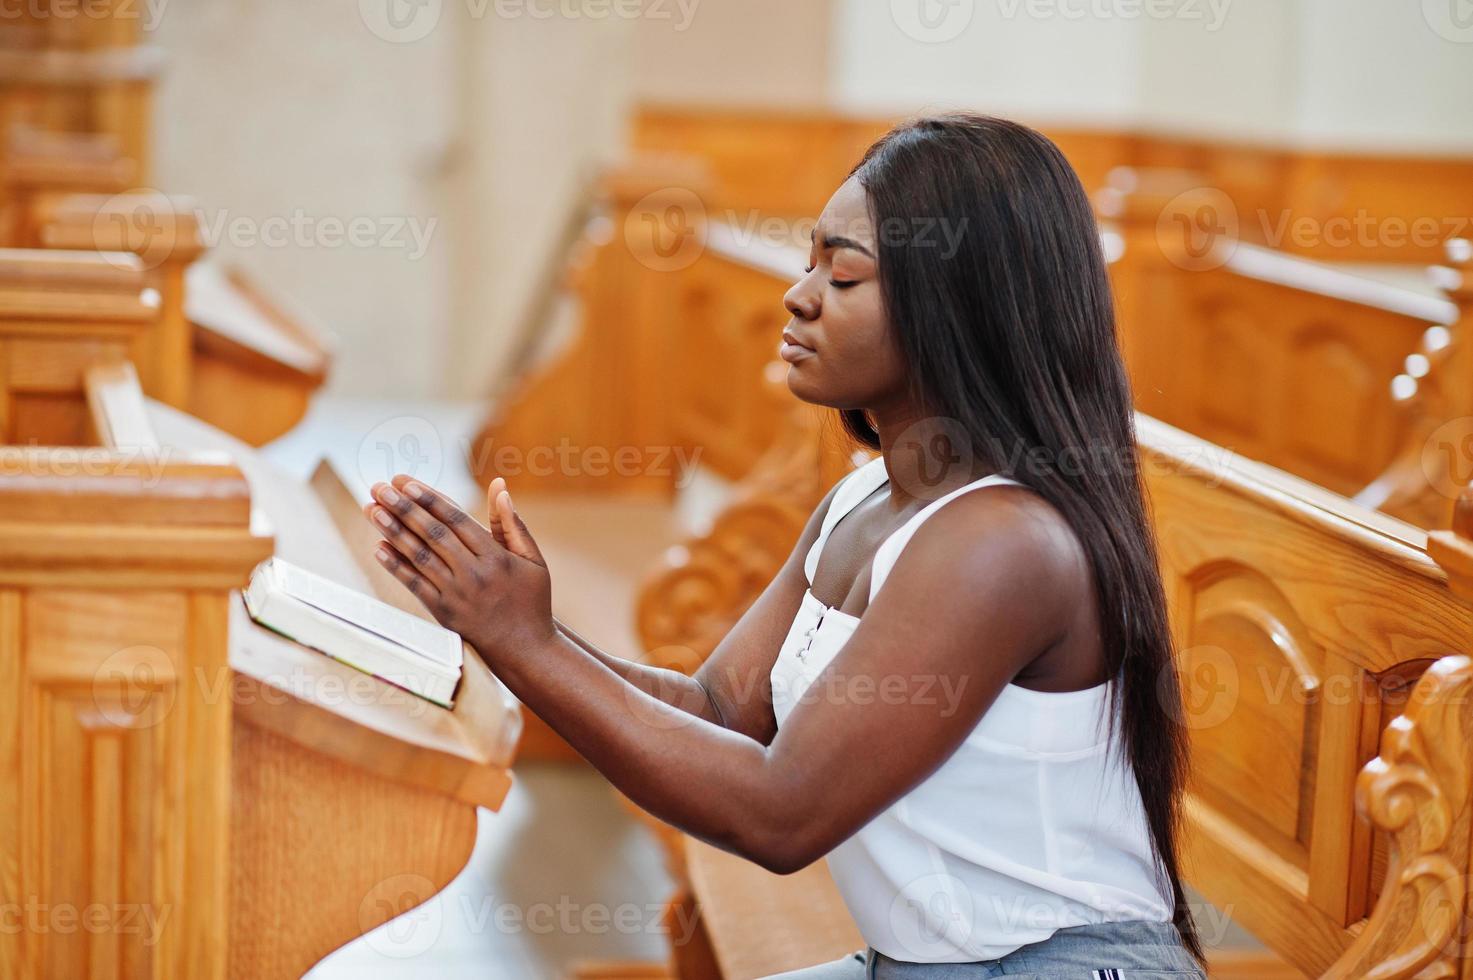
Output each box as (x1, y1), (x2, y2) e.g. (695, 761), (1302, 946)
(784, 272), (821, 322)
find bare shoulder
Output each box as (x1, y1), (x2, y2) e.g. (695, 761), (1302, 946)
(896, 483), (1093, 615)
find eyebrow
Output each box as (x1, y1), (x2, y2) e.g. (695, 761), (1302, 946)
(814, 232), (875, 258)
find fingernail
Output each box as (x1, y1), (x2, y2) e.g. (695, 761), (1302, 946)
(378, 485), (401, 505)
(406, 482), (426, 500)
(373, 508), (394, 529)
(375, 546), (391, 561)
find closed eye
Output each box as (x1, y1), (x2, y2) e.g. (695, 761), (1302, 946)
(830, 279), (858, 289)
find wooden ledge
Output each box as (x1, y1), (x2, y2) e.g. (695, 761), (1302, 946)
(0, 45), (166, 85)
(228, 599), (518, 809)
(3, 147), (134, 190)
(0, 445), (271, 587)
(0, 248), (158, 321)
(188, 262), (334, 384)
(39, 192), (208, 263)
(0, 446), (251, 523)
(1137, 415), (1436, 572)
(0, 247), (146, 288)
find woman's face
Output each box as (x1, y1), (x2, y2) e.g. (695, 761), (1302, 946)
(781, 176), (908, 412)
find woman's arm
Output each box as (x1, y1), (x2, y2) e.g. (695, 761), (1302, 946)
(496, 479), (843, 733)
(551, 615), (722, 723)
(368, 477), (1075, 873)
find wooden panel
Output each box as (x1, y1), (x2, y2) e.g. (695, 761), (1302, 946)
(227, 722), (479, 979)
(631, 106), (1473, 263)
(9, 390), (89, 444)
(1178, 564), (1321, 868)
(3, 586), (234, 980)
(1105, 180), (1455, 498)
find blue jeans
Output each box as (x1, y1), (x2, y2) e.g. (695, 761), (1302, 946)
(763, 920), (1205, 979)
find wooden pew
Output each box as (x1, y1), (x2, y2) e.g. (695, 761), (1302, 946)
(33, 192), (334, 443)
(657, 418), (1473, 979)
(0, 42), (162, 180)
(472, 161), (808, 497)
(0, 362), (272, 979)
(631, 106), (1473, 265)
(1098, 171), (1462, 502)
(1357, 238), (1473, 528)
(0, 247), (157, 444)
(2, 358), (521, 976)
(0, 124), (134, 245)
(472, 160), (710, 496)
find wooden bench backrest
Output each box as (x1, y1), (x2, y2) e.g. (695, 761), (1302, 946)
(1102, 171), (1462, 499)
(0, 247), (157, 444)
(1139, 415), (1473, 977)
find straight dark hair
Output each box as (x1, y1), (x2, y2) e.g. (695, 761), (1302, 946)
(844, 113), (1202, 962)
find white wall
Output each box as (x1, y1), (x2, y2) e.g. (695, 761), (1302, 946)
(447, 9), (635, 399)
(829, 0), (1142, 124)
(1293, 0), (1473, 152)
(153, 0), (457, 397)
(1133, 1), (1300, 143)
(827, 0), (1473, 151)
(631, 0), (833, 108)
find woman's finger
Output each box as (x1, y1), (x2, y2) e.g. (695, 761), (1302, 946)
(374, 541), (441, 604)
(486, 477), (509, 549)
(372, 481), (472, 568)
(365, 501), (455, 586)
(495, 488), (546, 567)
(390, 475), (495, 556)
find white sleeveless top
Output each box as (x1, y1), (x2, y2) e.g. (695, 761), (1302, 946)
(768, 456), (1172, 963)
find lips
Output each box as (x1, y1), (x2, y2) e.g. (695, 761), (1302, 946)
(780, 330), (816, 363)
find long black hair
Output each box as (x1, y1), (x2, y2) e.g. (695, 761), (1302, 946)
(844, 113), (1201, 961)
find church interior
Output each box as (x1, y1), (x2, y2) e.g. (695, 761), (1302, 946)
(2, 0), (1473, 977)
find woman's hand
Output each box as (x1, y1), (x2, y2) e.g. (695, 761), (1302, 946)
(363, 475), (555, 664)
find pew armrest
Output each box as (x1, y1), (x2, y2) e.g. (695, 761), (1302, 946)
(1325, 655), (1473, 979)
